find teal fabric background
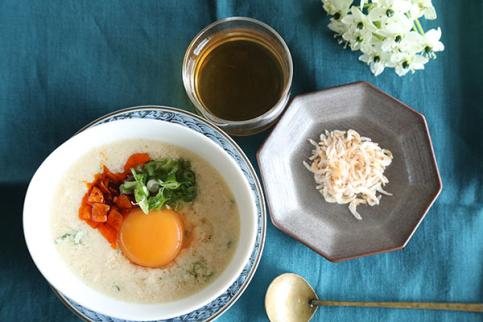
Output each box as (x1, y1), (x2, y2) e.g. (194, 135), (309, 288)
(0, 1), (481, 321)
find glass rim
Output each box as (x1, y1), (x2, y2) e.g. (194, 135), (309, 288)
(182, 16), (293, 126)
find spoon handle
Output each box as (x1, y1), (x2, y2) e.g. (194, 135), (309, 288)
(311, 300), (483, 313)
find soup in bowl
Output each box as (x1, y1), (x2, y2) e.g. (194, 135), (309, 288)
(23, 118), (257, 321)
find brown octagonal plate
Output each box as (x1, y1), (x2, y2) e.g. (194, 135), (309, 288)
(257, 81), (442, 262)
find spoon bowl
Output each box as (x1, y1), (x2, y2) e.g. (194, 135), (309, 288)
(265, 273), (318, 322)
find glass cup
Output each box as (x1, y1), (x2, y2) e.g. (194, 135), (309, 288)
(182, 17), (293, 136)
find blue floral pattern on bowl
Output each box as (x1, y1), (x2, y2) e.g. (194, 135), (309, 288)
(52, 106), (266, 322)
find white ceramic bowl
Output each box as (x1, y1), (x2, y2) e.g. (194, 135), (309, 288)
(23, 118), (258, 321)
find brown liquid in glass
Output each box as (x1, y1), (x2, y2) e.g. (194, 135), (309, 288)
(195, 38), (284, 121)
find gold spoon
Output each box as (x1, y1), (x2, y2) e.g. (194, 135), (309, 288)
(265, 273), (483, 322)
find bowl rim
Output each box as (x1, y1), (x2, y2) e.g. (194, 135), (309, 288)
(257, 81), (442, 262)
(24, 106), (267, 321)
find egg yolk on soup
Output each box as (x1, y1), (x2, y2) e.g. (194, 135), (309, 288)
(119, 208), (184, 268)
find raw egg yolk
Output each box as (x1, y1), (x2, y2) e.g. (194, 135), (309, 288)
(119, 208), (184, 268)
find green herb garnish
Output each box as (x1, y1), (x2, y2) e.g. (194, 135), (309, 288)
(119, 158), (197, 214)
(55, 230), (84, 245)
(55, 233), (71, 244)
(187, 259), (214, 282)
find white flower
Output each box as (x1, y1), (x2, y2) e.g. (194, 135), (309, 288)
(373, 0), (413, 13)
(421, 27), (444, 55)
(328, 18), (349, 35)
(407, 3), (422, 19)
(321, 0), (443, 76)
(359, 51), (387, 76)
(359, 36), (383, 54)
(341, 6), (376, 50)
(340, 6), (369, 29)
(322, 0), (353, 16)
(392, 53), (429, 76)
(412, 0), (437, 19)
(344, 29), (376, 51)
(383, 13), (414, 35)
(398, 30), (425, 53)
(380, 34), (402, 52)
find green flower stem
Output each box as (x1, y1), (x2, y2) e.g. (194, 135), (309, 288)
(363, 3), (374, 11)
(373, 32), (385, 41)
(414, 18), (425, 35)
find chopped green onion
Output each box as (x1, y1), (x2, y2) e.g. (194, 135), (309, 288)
(120, 158), (197, 214)
(146, 179), (160, 192)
